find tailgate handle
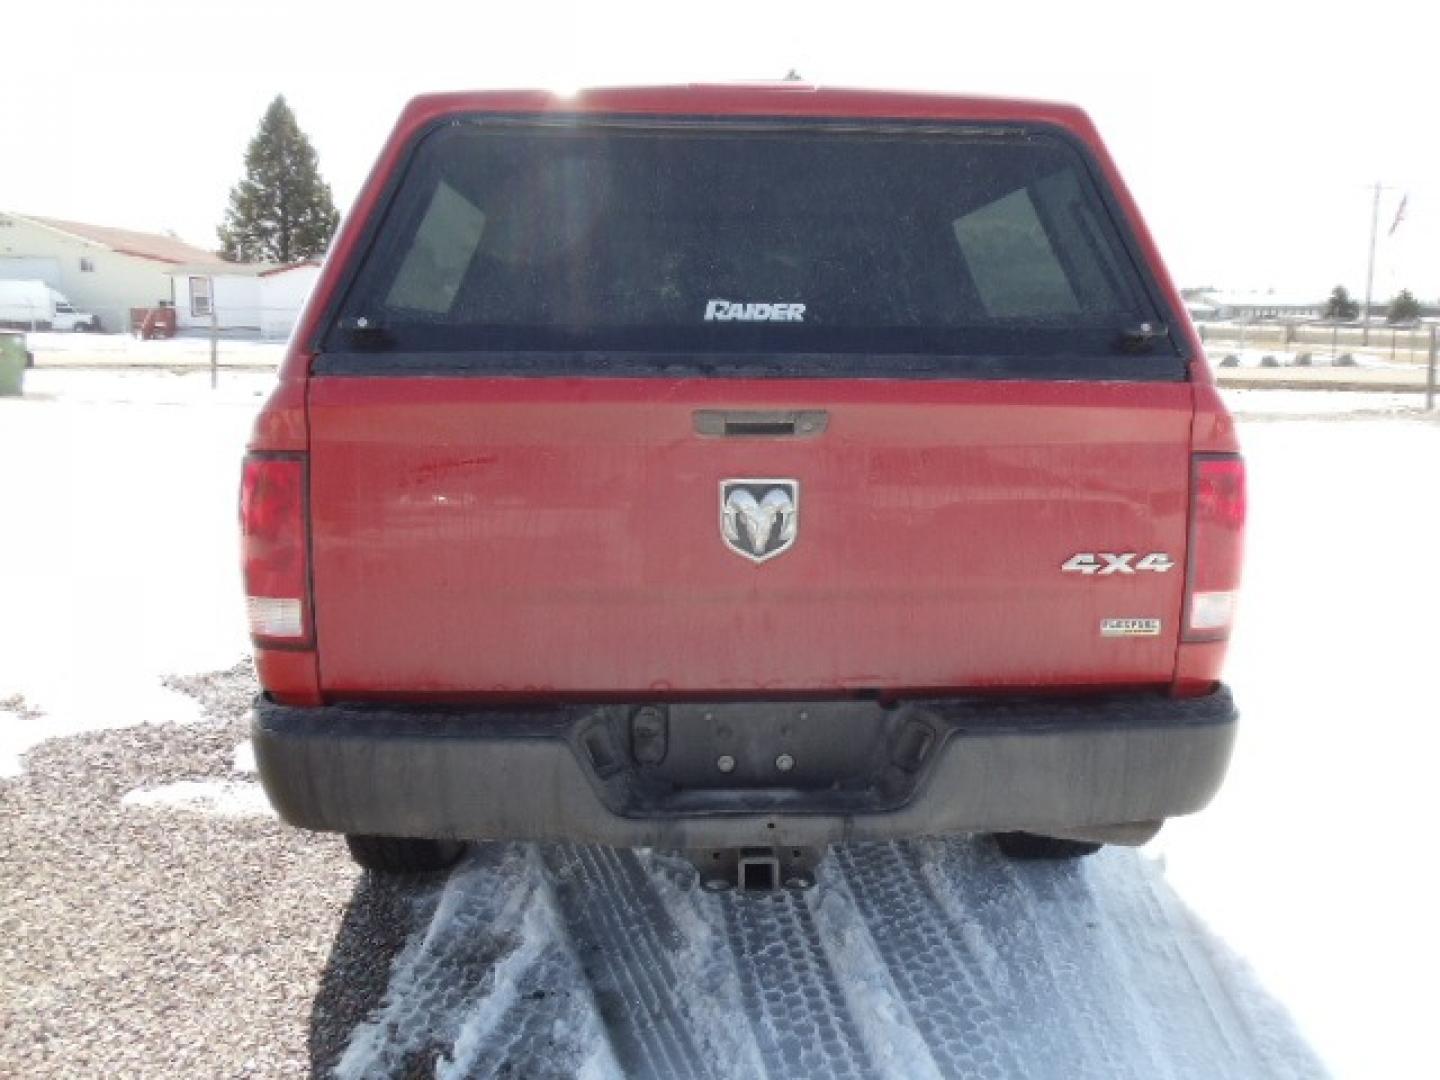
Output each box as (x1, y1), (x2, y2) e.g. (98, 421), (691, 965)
(693, 410), (829, 438)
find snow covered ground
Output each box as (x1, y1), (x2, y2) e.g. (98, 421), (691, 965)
(327, 841), (1324, 1080)
(120, 777), (275, 818)
(1147, 410), (1440, 1080)
(2, 370), (1437, 1077)
(26, 330), (285, 367)
(1219, 388), (1425, 417)
(0, 369), (270, 774)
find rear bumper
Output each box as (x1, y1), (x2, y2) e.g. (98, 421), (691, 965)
(252, 687), (1237, 849)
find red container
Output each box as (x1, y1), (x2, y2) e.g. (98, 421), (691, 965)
(131, 306), (177, 339)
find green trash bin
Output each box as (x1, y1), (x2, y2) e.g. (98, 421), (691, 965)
(0, 330), (26, 396)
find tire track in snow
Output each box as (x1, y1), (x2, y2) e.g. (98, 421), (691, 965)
(922, 839), (1322, 1080)
(989, 844), (1164, 1080)
(538, 844), (712, 1079)
(434, 900), (567, 1078)
(1022, 850), (1186, 1080)
(333, 845), (541, 1079)
(638, 852), (772, 1080)
(923, 838), (1168, 1079)
(807, 859), (945, 1080)
(438, 846), (623, 1080)
(719, 886), (872, 1079)
(1057, 849), (1260, 1080)
(911, 839), (1014, 999)
(333, 845), (622, 1080)
(327, 837), (1328, 1079)
(832, 843), (1038, 1079)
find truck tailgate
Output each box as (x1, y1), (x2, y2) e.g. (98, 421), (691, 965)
(308, 376), (1191, 695)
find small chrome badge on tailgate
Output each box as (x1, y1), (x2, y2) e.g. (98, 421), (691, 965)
(720, 480), (799, 563)
(1101, 618), (1162, 637)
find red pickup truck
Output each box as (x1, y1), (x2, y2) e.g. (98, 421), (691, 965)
(244, 85), (1243, 889)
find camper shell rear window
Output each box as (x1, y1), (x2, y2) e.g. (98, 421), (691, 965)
(321, 117), (1183, 378)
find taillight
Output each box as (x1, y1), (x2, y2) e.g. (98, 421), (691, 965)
(1184, 454), (1246, 641)
(240, 454), (310, 644)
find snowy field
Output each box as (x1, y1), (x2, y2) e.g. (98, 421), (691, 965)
(25, 330), (285, 368)
(0, 369), (271, 776)
(2, 369), (1437, 1077)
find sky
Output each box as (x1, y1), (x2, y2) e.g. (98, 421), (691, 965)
(2, 0), (1436, 301)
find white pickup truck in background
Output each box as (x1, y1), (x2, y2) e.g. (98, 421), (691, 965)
(0, 279), (100, 331)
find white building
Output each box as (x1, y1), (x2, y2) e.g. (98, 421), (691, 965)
(166, 260), (322, 339)
(1186, 289), (1325, 322)
(0, 211), (227, 332)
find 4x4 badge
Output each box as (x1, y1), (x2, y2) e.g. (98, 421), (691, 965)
(720, 480), (799, 563)
(1061, 552), (1175, 575)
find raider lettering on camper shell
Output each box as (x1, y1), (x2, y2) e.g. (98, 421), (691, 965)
(704, 300), (807, 322)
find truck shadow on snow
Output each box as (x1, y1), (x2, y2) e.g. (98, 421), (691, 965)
(309, 838), (1328, 1080)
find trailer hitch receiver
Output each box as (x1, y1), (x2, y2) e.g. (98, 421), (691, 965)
(688, 846), (821, 894)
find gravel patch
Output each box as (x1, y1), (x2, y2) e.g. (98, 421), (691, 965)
(0, 659), (434, 1078)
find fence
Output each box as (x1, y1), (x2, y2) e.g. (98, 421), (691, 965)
(1196, 321), (1438, 365)
(141, 303), (305, 388)
(14, 302), (301, 389)
(1198, 321), (1438, 408)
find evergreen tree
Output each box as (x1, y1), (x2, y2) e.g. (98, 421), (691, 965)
(218, 96), (339, 263)
(1386, 289), (1421, 324)
(1323, 285), (1359, 321)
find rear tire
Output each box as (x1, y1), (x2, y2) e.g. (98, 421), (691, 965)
(345, 834), (467, 874)
(992, 832), (1103, 861)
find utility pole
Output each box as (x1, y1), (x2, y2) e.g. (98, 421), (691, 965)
(1359, 181), (1402, 346)
(1427, 324), (1437, 412)
(1361, 182), (1381, 346)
